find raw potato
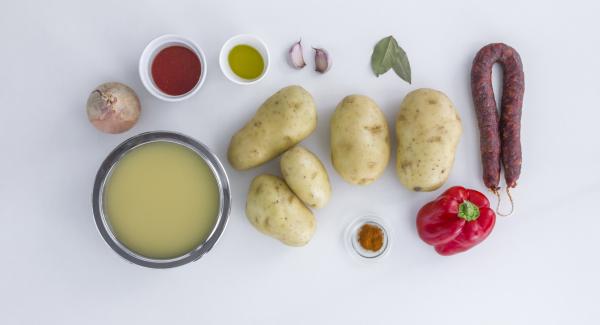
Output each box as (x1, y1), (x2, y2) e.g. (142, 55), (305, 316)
(396, 88), (462, 192)
(280, 146), (331, 209)
(246, 174), (316, 246)
(330, 95), (390, 185)
(228, 86), (317, 170)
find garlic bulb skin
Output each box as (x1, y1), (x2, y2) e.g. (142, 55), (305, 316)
(86, 82), (141, 134)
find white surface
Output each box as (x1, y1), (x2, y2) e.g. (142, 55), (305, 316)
(1, 0), (599, 324)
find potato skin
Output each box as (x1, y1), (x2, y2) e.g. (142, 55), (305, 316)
(245, 174), (316, 246)
(228, 85), (317, 170)
(330, 95), (390, 185)
(280, 146), (331, 209)
(396, 88), (462, 192)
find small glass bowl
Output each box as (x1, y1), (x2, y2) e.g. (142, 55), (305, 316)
(345, 216), (390, 261)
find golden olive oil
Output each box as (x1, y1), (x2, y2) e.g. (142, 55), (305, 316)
(103, 141), (220, 259)
(228, 44), (265, 80)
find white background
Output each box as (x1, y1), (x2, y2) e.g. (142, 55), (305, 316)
(1, 0), (599, 324)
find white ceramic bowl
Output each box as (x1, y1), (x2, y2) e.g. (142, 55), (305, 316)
(139, 34), (207, 102)
(219, 34), (270, 85)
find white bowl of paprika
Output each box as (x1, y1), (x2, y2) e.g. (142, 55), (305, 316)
(139, 34), (207, 102)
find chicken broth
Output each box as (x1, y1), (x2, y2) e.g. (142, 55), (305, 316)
(103, 141), (220, 259)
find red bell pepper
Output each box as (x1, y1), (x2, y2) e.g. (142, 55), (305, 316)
(416, 186), (496, 256)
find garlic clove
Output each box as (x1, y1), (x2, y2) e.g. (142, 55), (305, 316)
(288, 39), (306, 69)
(313, 47), (330, 73)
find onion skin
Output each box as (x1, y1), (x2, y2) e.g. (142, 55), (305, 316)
(86, 82), (141, 134)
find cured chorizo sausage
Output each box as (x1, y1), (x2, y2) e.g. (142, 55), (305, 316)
(471, 43), (524, 192)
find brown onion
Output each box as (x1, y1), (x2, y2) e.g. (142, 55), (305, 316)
(86, 82), (141, 134)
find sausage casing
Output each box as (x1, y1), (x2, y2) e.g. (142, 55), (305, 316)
(471, 43), (524, 190)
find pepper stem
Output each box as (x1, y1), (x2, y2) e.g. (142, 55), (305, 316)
(458, 200), (480, 221)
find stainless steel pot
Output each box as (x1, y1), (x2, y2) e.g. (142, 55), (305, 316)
(92, 131), (231, 268)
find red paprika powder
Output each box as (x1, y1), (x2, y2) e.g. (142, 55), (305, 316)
(151, 46), (201, 96)
(358, 223), (384, 252)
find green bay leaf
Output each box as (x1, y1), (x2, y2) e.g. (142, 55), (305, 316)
(371, 36), (397, 77)
(392, 45), (411, 83)
(370, 35), (411, 84)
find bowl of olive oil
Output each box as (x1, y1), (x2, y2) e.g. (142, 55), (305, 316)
(92, 131), (231, 268)
(219, 34), (270, 85)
